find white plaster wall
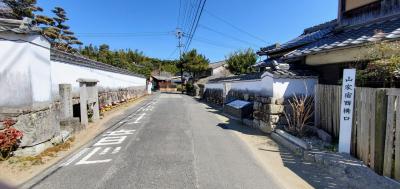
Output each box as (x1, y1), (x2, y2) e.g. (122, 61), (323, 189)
(204, 83), (224, 90)
(204, 75), (317, 99)
(50, 61), (146, 98)
(0, 32), (51, 108)
(230, 80), (262, 92)
(272, 78), (318, 99)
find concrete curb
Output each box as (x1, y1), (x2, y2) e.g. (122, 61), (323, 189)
(270, 132), (304, 156)
(19, 95), (153, 189)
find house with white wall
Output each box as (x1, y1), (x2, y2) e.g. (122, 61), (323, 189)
(205, 63), (317, 100)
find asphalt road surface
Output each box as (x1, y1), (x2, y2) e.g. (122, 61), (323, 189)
(30, 93), (284, 189)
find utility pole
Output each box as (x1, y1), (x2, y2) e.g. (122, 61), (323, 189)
(176, 28), (184, 94)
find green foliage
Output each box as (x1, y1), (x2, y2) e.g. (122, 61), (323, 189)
(3, 0), (43, 19)
(79, 44), (179, 78)
(181, 49), (210, 80)
(356, 42), (400, 87)
(226, 48), (257, 75)
(42, 7), (82, 52)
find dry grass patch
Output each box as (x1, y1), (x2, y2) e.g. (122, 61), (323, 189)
(5, 137), (74, 169)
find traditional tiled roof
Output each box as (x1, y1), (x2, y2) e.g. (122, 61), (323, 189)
(252, 59), (280, 68)
(0, 17), (41, 34)
(284, 15), (400, 59)
(152, 75), (172, 81)
(51, 49), (145, 78)
(208, 72), (263, 83)
(209, 60), (226, 69)
(264, 68), (318, 79)
(258, 20), (337, 55)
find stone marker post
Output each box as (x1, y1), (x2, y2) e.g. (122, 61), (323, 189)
(77, 79), (99, 127)
(59, 84), (73, 120)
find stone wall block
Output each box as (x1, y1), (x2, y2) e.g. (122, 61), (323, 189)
(253, 119), (260, 128)
(253, 102), (261, 110)
(253, 111), (263, 120)
(263, 104), (284, 114)
(259, 120), (276, 134)
(13, 105), (60, 147)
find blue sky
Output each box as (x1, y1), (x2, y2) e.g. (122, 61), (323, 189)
(37, 0), (338, 62)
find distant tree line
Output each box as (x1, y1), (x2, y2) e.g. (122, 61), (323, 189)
(79, 44), (181, 78)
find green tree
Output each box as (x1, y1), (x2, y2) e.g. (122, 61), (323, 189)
(78, 44), (179, 78)
(43, 7), (82, 52)
(226, 48), (257, 75)
(181, 49), (210, 81)
(3, 0), (42, 19)
(3, 0), (53, 28)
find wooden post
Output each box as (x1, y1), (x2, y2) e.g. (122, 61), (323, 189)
(374, 89), (387, 175)
(383, 95), (395, 177)
(395, 95), (400, 180)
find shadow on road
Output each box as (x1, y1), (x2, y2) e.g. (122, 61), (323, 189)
(200, 100), (345, 189)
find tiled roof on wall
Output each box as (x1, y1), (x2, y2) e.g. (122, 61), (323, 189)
(208, 72), (264, 83)
(0, 17), (41, 34)
(51, 49), (145, 78)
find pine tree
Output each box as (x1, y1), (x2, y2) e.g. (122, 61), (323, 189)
(3, 0), (42, 19)
(226, 48), (257, 75)
(43, 7), (82, 52)
(181, 49), (210, 81)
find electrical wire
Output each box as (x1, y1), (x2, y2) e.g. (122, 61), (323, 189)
(198, 24), (260, 47)
(203, 9), (269, 44)
(167, 47), (179, 59)
(184, 0), (207, 53)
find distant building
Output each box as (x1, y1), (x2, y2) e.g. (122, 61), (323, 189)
(209, 61), (230, 76)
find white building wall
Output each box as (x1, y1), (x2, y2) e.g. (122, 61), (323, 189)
(230, 80), (262, 92)
(0, 32), (51, 108)
(204, 75), (318, 99)
(273, 78), (318, 99)
(50, 61), (146, 98)
(0, 32), (146, 108)
(204, 83), (224, 90)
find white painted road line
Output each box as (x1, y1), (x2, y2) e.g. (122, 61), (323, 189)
(94, 136), (127, 146)
(99, 147), (111, 155)
(104, 129), (135, 136)
(60, 148), (90, 167)
(75, 147), (112, 165)
(133, 113), (146, 124)
(111, 147), (121, 154)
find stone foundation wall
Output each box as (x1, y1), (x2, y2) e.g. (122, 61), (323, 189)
(226, 90), (258, 102)
(203, 88), (223, 106)
(98, 88), (146, 108)
(0, 103), (60, 148)
(252, 96), (286, 134)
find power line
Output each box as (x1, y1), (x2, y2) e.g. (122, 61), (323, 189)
(177, 0), (182, 27)
(203, 9), (269, 44)
(192, 37), (240, 50)
(167, 47), (179, 59)
(75, 31), (173, 38)
(182, 0), (197, 33)
(198, 24), (260, 47)
(183, 33), (242, 49)
(184, 0), (207, 53)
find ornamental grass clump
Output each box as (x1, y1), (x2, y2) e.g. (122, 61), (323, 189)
(283, 94), (314, 137)
(0, 118), (23, 160)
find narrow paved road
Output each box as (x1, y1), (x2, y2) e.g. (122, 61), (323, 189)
(31, 93), (284, 189)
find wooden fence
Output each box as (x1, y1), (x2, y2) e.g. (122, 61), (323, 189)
(315, 84), (400, 181)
